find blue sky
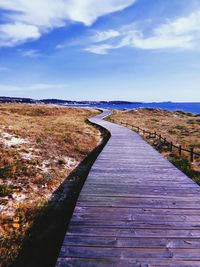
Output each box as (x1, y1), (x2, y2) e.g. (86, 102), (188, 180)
(0, 0), (200, 101)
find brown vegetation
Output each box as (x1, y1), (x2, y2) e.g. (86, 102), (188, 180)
(0, 104), (101, 266)
(110, 108), (200, 183)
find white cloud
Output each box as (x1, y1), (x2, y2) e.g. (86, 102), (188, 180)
(0, 0), (136, 47)
(85, 10), (200, 54)
(85, 44), (117, 55)
(66, 0), (136, 26)
(20, 49), (41, 57)
(56, 29), (120, 49)
(82, 29), (121, 53)
(0, 23), (41, 47)
(155, 11), (200, 36)
(127, 33), (194, 50)
(0, 83), (67, 92)
(92, 30), (120, 42)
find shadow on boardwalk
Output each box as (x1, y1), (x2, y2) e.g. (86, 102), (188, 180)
(10, 120), (110, 267)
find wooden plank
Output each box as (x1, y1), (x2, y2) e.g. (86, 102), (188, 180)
(76, 196), (200, 209)
(63, 236), (200, 249)
(56, 257), (200, 267)
(67, 226), (200, 238)
(78, 193), (200, 200)
(59, 246), (200, 260)
(71, 213), (200, 222)
(55, 110), (200, 266)
(69, 219), (200, 229)
(79, 195), (200, 201)
(81, 184), (200, 194)
(71, 206), (200, 217)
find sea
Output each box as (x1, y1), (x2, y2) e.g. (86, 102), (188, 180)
(65, 102), (200, 115)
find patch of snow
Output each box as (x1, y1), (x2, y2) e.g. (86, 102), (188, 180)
(20, 151), (34, 160)
(0, 131), (12, 139)
(12, 193), (27, 202)
(5, 180), (15, 186)
(0, 130), (29, 147)
(5, 137), (28, 147)
(63, 156), (78, 169)
(43, 160), (50, 165)
(38, 157), (78, 173)
(0, 204), (8, 211)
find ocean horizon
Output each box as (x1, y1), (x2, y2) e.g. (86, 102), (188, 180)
(65, 102), (200, 114)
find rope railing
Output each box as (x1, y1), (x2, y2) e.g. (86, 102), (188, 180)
(109, 118), (200, 163)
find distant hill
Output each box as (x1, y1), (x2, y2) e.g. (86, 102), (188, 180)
(0, 97), (142, 105)
(0, 97), (39, 104)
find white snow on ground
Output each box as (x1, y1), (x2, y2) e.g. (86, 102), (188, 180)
(38, 157), (78, 173)
(0, 130), (29, 147)
(3, 137), (28, 147)
(63, 156), (78, 169)
(20, 151), (34, 160)
(0, 193), (27, 214)
(11, 192), (27, 202)
(0, 204), (8, 212)
(0, 131), (12, 139)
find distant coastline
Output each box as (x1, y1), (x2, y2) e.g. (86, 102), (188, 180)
(0, 96), (200, 114)
(0, 96), (142, 105)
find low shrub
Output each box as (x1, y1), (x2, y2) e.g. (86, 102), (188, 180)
(0, 184), (13, 197)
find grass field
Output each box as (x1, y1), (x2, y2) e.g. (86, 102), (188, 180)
(0, 104), (101, 266)
(110, 108), (200, 183)
(1, 105), (200, 266)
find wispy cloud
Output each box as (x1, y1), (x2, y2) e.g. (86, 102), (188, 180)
(19, 49), (42, 57)
(0, 0), (136, 47)
(91, 30), (120, 42)
(84, 44), (117, 55)
(0, 83), (67, 92)
(56, 28), (121, 50)
(85, 10), (200, 54)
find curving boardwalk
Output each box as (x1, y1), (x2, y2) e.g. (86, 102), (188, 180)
(56, 110), (200, 267)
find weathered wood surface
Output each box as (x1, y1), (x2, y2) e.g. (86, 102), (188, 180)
(56, 110), (200, 267)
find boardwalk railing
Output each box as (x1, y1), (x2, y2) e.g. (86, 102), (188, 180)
(109, 118), (200, 162)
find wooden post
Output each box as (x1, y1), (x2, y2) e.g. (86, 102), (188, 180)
(178, 145), (182, 156)
(137, 127), (140, 133)
(190, 147), (194, 162)
(169, 142), (173, 152)
(143, 130), (145, 136)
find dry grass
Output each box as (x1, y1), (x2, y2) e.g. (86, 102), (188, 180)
(110, 108), (200, 180)
(0, 104), (100, 266)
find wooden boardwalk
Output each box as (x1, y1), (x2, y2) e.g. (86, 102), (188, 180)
(56, 110), (200, 267)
